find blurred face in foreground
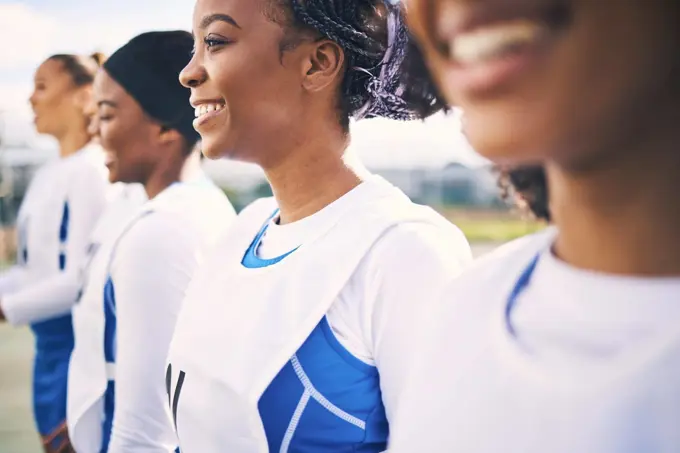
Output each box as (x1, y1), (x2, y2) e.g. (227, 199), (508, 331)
(407, 0), (680, 169)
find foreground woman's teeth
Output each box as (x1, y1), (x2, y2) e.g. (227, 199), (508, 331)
(451, 20), (544, 64)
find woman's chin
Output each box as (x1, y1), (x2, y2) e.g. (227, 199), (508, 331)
(200, 135), (241, 161)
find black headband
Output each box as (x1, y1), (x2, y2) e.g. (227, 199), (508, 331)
(103, 30), (198, 144)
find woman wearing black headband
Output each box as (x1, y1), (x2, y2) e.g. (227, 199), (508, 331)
(0, 53), (109, 453)
(165, 0), (472, 451)
(66, 31), (236, 453)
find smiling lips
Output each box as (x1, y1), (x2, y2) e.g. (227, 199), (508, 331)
(432, 0), (572, 95)
(194, 103), (224, 119)
(192, 102), (226, 130)
(450, 19), (545, 66)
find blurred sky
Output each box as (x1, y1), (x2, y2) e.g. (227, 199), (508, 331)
(0, 0), (485, 168)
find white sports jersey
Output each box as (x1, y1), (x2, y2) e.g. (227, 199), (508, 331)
(388, 229), (680, 453)
(68, 175), (236, 453)
(0, 183), (146, 325)
(66, 183), (148, 451)
(166, 176), (472, 452)
(0, 143), (109, 324)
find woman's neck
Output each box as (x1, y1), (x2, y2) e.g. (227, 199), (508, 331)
(550, 138), (680, 277)
(58, 126), (91, 158)
(143, 148), (197, 199)
(264, 129), (363, 225)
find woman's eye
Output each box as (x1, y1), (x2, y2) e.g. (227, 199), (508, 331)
(204, 36), (231, 51)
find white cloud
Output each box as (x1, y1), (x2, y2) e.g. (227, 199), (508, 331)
(0, 2), (193, 70)
(0, 4), (60, 70)
(0, 1), (193, 146)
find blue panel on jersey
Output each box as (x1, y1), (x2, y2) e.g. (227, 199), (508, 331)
(100, 380), (115, 453)
(241, 209), (297, 268)
(103, 278), (116, 363)
(258, 363), (306, 452)
(58, 201), (69, 269)
(243, 214), (388, 452)
(100, 278), (118, 452)
(59, 201), (69, 242)
(257, 318), (388, 453)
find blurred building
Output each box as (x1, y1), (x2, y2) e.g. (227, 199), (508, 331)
(204, 159), (504, 212)
(372, 162), (502, 207)
(0, 147), (504, 224)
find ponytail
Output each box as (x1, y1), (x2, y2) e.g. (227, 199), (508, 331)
(285, 0), (446, 125)
(48, 51), (106, 87)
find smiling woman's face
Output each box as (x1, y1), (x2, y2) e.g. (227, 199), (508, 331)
(408, 0), (680, 168)
(180, 0), (314, 164)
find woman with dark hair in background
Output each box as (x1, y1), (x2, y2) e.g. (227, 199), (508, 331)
(500, 165), (550, 222)
(165, 0), (472, 451)
(67, 31), (235, 453)
(388, 0), (680, 451)
(0, 53), (109, 452)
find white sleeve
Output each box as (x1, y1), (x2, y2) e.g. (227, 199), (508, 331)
(0, 171), (106, 325)
(0, 266), (29, 296)
(1, 272), (81, 325)
(366, 223), (472, 428)
(107, 213), (201, 453)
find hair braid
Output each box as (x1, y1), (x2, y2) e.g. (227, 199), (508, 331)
(291, 1), (383, 60)
(283, 0), (445, 124)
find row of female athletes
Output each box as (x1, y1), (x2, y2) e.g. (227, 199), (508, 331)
(1, 0), (678, 452)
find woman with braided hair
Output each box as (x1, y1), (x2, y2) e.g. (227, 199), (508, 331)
(166, 0), (472, 451)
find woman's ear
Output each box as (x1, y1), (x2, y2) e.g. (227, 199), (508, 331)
(72, 85), (93, 113)
(300, 39), (345, 93)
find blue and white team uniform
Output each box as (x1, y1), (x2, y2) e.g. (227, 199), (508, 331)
(68, 172), (236, 453)
(388, 228), (680, 453)
(0, 183), (146, 325)
(0, 143), (109, 442)
(166, 175), (472, 452)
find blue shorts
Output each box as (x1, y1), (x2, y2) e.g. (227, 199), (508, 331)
(31, 314), (74, 438)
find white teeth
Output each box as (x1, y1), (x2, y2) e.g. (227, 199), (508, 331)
(194, 103), (224, 118)
(451, 20), (544, 64)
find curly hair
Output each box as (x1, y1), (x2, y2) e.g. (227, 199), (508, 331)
(266, 0), (446, 127)
(497, 165), (551, 222)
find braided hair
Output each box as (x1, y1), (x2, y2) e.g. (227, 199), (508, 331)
(271, 0), (445, 126)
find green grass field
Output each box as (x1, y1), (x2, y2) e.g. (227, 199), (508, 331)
(0, 326), (40, 453)
(440, 207), (546, 242)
